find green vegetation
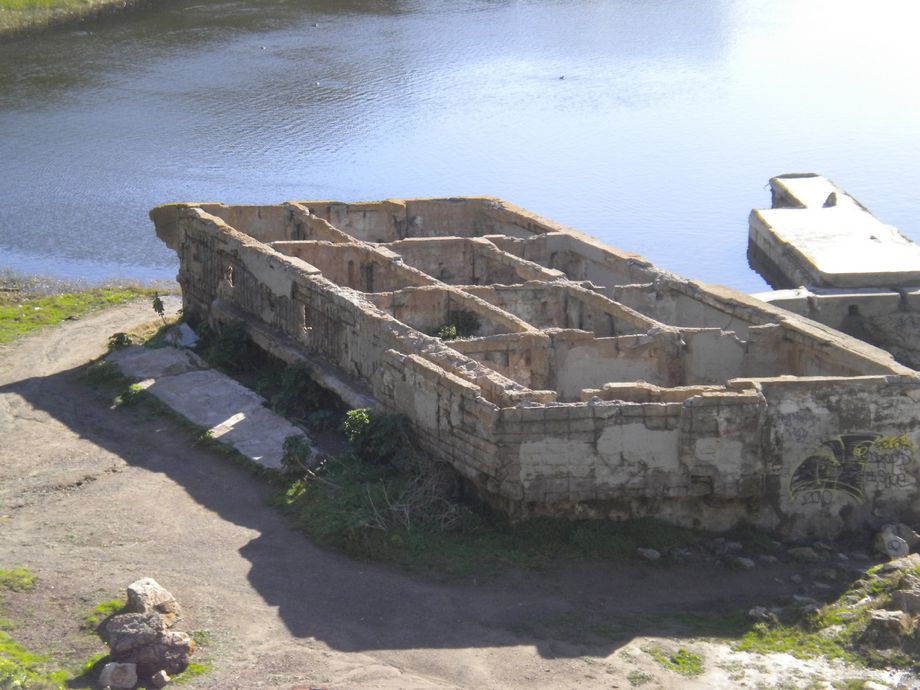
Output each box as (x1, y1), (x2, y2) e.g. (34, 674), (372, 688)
(0, 0), (137, 35)
(645, 646), (704, 676)
(627, 670), (653, 687)
(0, 568), (35, 593)
(433, 309), (481, 340)
(735, 561), (920, 670)
(277, 408), (699, 575)
(80, 599), (124, 630)
(172, 660), (213, 685)
(0, 280), (159, 345)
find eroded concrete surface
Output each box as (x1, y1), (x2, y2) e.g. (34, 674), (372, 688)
(149, 196), (920, 538)
(107, 346), (308, 470)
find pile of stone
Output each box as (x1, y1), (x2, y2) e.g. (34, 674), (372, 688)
(96, 578), (195, 690)
(856, 552), (920, 659)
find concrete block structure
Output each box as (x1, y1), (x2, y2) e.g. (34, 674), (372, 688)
(751, 174), (920, 370)
(151, 197), (920, 537)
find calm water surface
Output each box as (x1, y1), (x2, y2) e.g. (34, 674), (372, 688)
(1, 0), (918, 291)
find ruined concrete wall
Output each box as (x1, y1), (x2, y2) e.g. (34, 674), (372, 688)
(270, 241), (434, 292)
(153, 198), (920, 539)
(756, 375), (920, 537)
(464, 283), (657, 336)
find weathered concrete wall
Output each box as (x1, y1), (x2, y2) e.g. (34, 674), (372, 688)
(151, 196), (920, 538)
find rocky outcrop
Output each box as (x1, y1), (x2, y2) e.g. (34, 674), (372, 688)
(97, 578), (194, 689)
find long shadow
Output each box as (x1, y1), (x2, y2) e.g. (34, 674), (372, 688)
(0, 363), (854, 660)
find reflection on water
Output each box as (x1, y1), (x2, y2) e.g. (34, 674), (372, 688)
(0, 0), (918, 290)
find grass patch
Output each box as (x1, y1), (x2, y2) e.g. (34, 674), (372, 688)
(172, 660), (213, 685)
(734, 562), (920, 670)
(645, 646), (704, 676)
(0, 0), (141, 35)
(0, 568), (35, 593)
(627, 669), (653, 686)
(0, 630), (66, 689)
(0, 285), (159, 345)
(276, 450), (699, 576)
(80, 599), (124, 631)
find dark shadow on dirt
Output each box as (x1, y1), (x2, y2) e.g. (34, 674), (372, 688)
(0, 364), (860, 660)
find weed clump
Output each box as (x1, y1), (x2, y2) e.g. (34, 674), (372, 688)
(433, 310), (481, 341)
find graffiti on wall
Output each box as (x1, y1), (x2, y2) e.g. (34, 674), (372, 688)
(790, 433), (915, 507)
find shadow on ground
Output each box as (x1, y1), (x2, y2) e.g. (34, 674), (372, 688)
(0, 363), (842, 661)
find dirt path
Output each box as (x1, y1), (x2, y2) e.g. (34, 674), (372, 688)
(0, 302), (895, 689)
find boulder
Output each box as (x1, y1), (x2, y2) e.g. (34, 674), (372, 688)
(637, 547), (660, 561)
(150, 670), (171, 688)
(860, 609), (916, 649)
(126, 578), (181, 627)
(891, 587), (920, 616)
(733, 556), (756, 570)
(788, 546), (820, 563)
(875, 528), (910, 559)
(134, 631), (195, 677)
(97, 662), (137, 689)
(102, 613), (166, 655)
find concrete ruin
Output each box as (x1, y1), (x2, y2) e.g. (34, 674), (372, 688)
(751, 174), (920, 370)
(151, 197), (920, 538)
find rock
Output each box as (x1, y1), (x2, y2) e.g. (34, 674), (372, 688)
(126, 578), (181, 626)
(800, 603), (821, 617)
(792, 594), (820, 606)
(813, 540), (833, 551)
(790, 573), (804, 584)
(134, 630), (195, 677)
(877, 553), (920, 574)
(637, 547), (660, 561)
(724, 540), (743, 552)
(788, 546), (820, 563)
(891, 587), (920, 616)
(733, 556), (756, 570)
(102, 612), (166, 655)
(668, 546), (697, 562)
(758, 554), (779, 565)
(747, 606), (777, 624)
(150, 670), (171, 688)
(175, 323), (198, 349)
(97, 662), (137, 689)
(862, 682), (890, 690)
(814, 567), (838, 582)
(875, 530), (910, 559)
(860, 609), (916, 649)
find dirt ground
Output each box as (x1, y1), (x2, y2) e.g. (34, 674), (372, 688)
(0, 301), (909, 689)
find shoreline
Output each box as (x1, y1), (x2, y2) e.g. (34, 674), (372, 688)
(0, 0), (155, 40)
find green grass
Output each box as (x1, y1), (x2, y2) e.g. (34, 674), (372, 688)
(645, 646), (704, 676)
(0, 568), (35, 593)
(734, 563), (920, 670)
(276, 452), (700, 576)
(80, 599), (124, 631)
(172, 660), (213, 685)
(0, 0), (140, 35)
(0, 286), (158, 345)
(0, 631), (66, 690)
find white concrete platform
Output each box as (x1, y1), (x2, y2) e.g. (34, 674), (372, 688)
(749, 174), (920, 289)
(107, 346), (310, 470)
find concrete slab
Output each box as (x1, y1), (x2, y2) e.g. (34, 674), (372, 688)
(749, 175), (920, 289)
(108, 346), (309, 470)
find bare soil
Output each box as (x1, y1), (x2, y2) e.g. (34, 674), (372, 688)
(0, 301), (903, 688)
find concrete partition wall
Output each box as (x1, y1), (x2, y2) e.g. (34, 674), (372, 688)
(367, 286), (534, 338)
(547, 330), (683, 400)
(464, 283), (658, 336)
(447, 333), (552, 390)
(756, 375), (920, 536)
(270, 241), (434, 292)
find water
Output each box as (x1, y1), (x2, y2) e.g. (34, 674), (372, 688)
(1, 0), (918, 292)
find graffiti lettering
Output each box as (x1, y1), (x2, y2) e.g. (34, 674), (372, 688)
(790, 433), (916, 506)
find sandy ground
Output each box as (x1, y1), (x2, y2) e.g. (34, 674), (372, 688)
(0, 301), (908, 689)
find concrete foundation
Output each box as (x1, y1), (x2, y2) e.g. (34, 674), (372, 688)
(151, 196), (920, 538)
